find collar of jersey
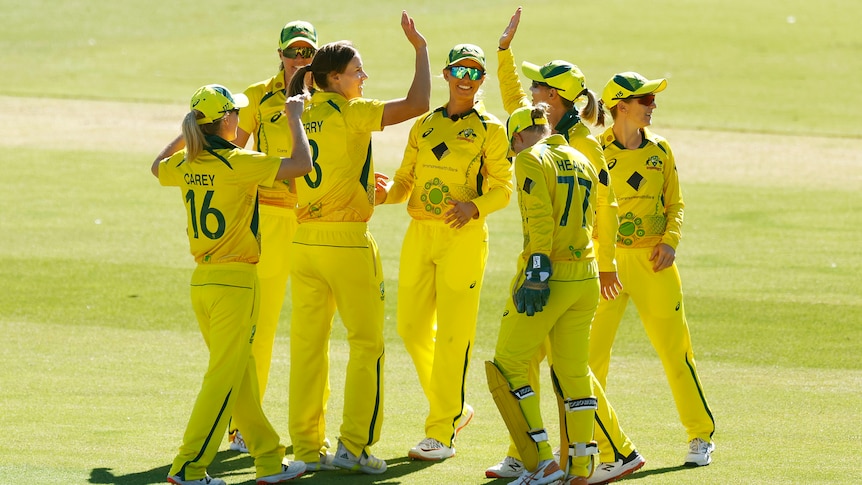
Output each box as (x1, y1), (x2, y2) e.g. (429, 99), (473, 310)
(554, 108), (582, 138)
(602, 126), (657, 150)
(437, 100), (487, 120)
(204, 134), (239, 150)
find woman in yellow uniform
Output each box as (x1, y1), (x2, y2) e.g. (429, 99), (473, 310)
(284, 11), (431, 475)
(381, 44), (512, 461)
(227, 20), (319, 455)
(592, 71), (716, 466)
(489, 103), (619, 485)
(488, 9), (644, 484)
(151, 85), (311, 485)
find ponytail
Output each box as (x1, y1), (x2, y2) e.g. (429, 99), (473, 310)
(181, 110), (224, 162)
(579, 89), (605, 127)
(181, 111), (205, 162)
(287, 65), (313, 97)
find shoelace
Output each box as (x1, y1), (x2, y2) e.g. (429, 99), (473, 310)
(360, 452), (385, 469)
(419, 438), (444, 450)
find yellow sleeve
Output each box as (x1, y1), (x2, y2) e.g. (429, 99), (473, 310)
(238, 81), (265, 136)
(659, 140), (684, 249)
(570, 135), (618, 271)
(471, 123), (514, 217)
(496, 48), (530, 115)
(516, 151), (554, 256)
(386, 115), (422, 204)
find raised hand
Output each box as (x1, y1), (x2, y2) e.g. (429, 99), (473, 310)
(401, 10), (427, 49)
(499, 7), (522, 50)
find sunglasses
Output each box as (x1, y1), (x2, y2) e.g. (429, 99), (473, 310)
(628, 94), (656, 106)
(531, 80), (552, 89)
(282, 46), (316, 59)
(449, 66), (485, 81)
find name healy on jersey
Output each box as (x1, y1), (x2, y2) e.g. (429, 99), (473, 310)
(185, 173), (215, 186)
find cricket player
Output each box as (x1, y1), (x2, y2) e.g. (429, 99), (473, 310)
(381, 44), (512, 461)
(593, 71), (716, 466)
(488, 8), (645, 484)
(488, 103), (620, 485)
(151, 85), (311, 485)
(226, 19), (319, 456)
(284, 11), (431, 475)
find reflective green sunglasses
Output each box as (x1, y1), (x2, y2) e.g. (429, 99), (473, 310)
(449, 66), (484, 81)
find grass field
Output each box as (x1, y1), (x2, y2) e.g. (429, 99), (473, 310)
(1, 1), (861, 484)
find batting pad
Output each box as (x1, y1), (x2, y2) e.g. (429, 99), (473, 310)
(485, 360), (540, 471)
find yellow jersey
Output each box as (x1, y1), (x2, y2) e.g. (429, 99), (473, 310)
(600, 126), (684, 249)
(294, 91), (385, 223)
(386, 102), (513, 221)
(238, 70), (297, 209)
(515, 134), (617, 271)
(158, 135), (281, 264)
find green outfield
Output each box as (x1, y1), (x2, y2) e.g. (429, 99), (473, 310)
(1, 1), (860, 484)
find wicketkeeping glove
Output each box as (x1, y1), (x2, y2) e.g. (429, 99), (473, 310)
(515, 253), (552, 316)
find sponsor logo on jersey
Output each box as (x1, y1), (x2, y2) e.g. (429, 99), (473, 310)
(422, 128), (434, 137)
(627, 172), (645, 191)
(456, 128), (477, 143)
(645, 155), (663, 171)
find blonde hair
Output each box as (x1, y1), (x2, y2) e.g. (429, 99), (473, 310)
(181, 110), (224, 162)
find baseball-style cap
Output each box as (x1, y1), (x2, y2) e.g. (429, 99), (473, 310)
(601, 71), (667, 109)
(190, 84), (249, 125)
(521, 60), (586, 102)
(506, 105), (548, 145)
(446, 44), (486, 69)
(279, 20), (318, 50)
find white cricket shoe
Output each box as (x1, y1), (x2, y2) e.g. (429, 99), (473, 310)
(511, 458), (564, 485)
(167, 473), (225, 485)
(408, 437), (455, 461)
(331, 440), (387, 474)
(228, 429), (248, 453)
(255, 462), (306, 484)
(305, 450), (337, 471)
(684, 437), (715, 467)
(588, 450), (645, 484)
(485, 456), (525, 478)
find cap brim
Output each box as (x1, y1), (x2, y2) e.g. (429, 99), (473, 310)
(285, 37), (318, 49)
(635, 78), (667, 96)
(232, 93), (249, 109)
(448, 56), (485, 69)
(520, 61), (544, 83)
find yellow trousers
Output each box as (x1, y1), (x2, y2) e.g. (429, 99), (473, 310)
(590, 247), (715, 442)
(252, 204), (298, 397)
(170, 263), (285, 481)
(289, 222), (385, 462)
(494, 260), (599, 477)
(397, 219), (487, 446)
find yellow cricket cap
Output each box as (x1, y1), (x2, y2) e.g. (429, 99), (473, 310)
(280, 20), (318, 50)
(506, 105), (548, 145)
(521, 60), (586, 102)
(189, 84), (248, 125)
(446, 44), (486, 69)
(601, 71), (667, 109)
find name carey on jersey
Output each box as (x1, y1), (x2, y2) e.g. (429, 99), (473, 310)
(185, 173), (215, 186)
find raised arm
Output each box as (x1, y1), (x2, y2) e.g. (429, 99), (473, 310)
(380, 11), (431, 128)
(276, 94), (313, 179)
(151, 134), (184, 177)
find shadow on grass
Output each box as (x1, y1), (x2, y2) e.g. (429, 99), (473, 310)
(484, 464), (693, 484)
(88, 451), (438, 484)
(89, 450), (255, 485)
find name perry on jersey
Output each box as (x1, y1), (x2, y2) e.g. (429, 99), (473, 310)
(304, 120), (324, 133)
(185, 173), (215, 186)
